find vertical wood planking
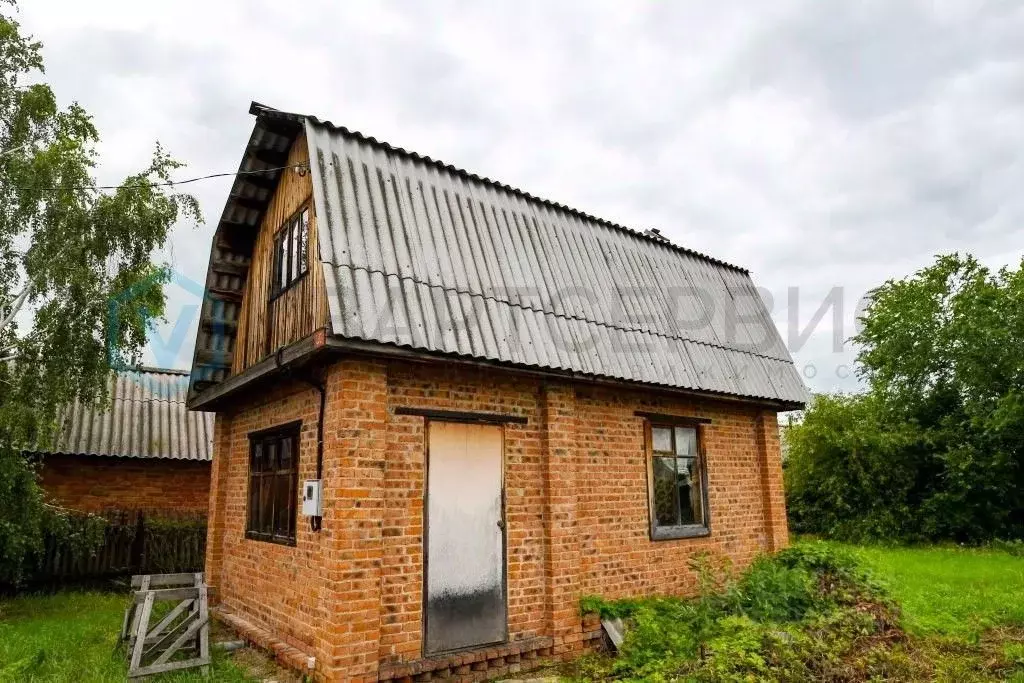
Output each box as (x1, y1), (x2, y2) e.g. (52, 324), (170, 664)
(232, 132), (330, 374)
(129, 590), (155, 671)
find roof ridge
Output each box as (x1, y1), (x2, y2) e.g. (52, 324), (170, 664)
(250, 102), (750, 275)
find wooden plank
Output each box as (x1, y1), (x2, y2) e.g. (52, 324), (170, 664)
(131, 572), (198, 589)
(144, 599), (195, 645)
(198, 580), (210, 677)
(144, 608), (196, 656)
(144, 608), (194, 655)
(127, 575), (151, 643)
(132, 587), (199, 604)
(120, 603), (133, 643)
(129, 591), (155, 673)
(152, 615), (209, 666)
(129, 657), (212, 679)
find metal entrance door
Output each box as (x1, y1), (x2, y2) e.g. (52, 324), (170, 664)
(425, 421), (506, 654)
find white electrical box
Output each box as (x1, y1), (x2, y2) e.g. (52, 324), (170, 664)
(302, 479), (322, 516)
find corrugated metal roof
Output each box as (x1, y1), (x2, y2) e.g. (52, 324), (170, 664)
(45, 368), (214, 461)
(302, 114), (809, 406)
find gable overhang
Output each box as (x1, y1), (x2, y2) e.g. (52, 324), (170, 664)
(187, 103), (308, 402)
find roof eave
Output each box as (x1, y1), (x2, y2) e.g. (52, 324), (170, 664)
(190, 331), (805, 413)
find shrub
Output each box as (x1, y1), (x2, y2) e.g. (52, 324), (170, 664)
(990, 539), (1024, 557)
(724, 556), (816, 622)
(785, 255), (1024, 545)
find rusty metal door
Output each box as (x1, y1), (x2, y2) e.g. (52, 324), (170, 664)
(425, 421), (506, 654)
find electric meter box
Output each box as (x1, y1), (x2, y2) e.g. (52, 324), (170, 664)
(302, 479), (322, 516)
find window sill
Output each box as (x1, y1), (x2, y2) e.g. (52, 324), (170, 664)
(245, 531), (297, 547)
(651, 525), (710, 541)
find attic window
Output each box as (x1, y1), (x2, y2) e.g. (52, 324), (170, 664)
(272, 206), (309, 296)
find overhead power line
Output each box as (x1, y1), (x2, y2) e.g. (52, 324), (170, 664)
(11, 163), (309, 192)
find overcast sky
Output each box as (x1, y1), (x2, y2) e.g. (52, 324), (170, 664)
(17, 0), (1024, 394)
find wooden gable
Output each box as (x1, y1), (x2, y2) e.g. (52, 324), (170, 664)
(231, 133), (330, 374)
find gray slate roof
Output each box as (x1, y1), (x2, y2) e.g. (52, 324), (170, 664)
(189, 103), (808, 407)
(46, 368), (214, 461)
(302, 114), (808, 406)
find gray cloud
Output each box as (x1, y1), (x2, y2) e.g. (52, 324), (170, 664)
(17, 0), (1024, 394)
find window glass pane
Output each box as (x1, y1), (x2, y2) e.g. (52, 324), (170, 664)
(277, 236), (288, 291)
(251, 442), (263, 473)
(298, 211), (309, 274)
(280, 436), (293, 471)
(652, 427), (673, 453)
(266, 440), (278, 471)
(677, 456), (704, 525)
(281, 224), (290, 285)
(248, 475), (260, 530)
(288, 220), (299, 282)
(274, 474), (291, 537)
(258, 475), (273, 534)
(675, 427), (697, 456)
(652, 456), (679, 527)
(271, 237), (280, 292)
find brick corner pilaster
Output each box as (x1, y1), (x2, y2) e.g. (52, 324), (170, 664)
(755, 410), (789, 552)
(316, 359), (389, 680)
(541, 382), (582, 654)
(205, 413), (233, 593)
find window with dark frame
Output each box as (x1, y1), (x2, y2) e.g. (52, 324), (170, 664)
(648, 423), (709, 540)
(272, 206), (310, 296)
(246, 424), (300, 545)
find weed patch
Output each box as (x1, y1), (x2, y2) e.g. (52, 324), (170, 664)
(570, 542), (1024, 682)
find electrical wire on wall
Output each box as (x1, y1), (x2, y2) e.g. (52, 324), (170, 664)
(307, 374), (326, 533)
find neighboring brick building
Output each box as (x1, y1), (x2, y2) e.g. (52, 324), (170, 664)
(189, 103), (808, 682)
(35, 367), (214, 515)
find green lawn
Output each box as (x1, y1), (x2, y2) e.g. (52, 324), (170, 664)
(843, 543), (1024, 638)
(2, 545), (1022, 682)
(0, 591), (275, 682)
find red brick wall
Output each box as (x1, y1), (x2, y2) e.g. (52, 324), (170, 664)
(205, 358), (788, 681)
(39, 454), (210, 514)
(574, 386), (785, 600)
(204, 375), (330, 660)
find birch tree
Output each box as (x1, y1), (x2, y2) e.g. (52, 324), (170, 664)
(0, 4), (199, 582)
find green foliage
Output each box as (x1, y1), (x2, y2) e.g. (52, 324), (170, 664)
(992, 539), (1024, 557)
(786, 253), (1024, 543)
(140, 513), (207, 575)
(571, 543), (1024, 681)
(38, 506), (107, 557)
(0, 455), (42, 582)
(784, 393), (925, 541)
(571, 543), (897, 682)
(0, 2), (199, 583)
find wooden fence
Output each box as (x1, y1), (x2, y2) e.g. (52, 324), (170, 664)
(31, 510), (207, 584)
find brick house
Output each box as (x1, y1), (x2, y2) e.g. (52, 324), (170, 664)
(189, 102), (808, 682)
(35, 367), (214, 514)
